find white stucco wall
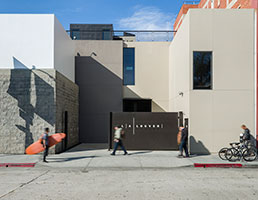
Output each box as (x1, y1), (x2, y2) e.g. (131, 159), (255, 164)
(0, 14), (54, 69)
(170, 9), (255, 153)
(0, 14), (75, 82)
(54, 17), (75, 82)
(124, 42), (170, 112)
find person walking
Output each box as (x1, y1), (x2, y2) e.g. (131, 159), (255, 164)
(111, 126), (128, 156)
(178, 126), (189, 158)
(42, 128), (50, 163)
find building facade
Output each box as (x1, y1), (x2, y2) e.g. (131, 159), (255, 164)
(0, 1), (257, 154)
(0, 15), (79, 154)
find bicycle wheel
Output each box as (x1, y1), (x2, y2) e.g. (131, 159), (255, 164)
(243, 148), (257, 162)
(218, 148), (228, 160)
(225, 148), (240, 162)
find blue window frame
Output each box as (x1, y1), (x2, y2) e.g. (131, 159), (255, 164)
(193, 51), (212, 90)
(123, 48), (135, 85)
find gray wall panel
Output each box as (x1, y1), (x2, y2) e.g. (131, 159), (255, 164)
(75, 56), (122, 143)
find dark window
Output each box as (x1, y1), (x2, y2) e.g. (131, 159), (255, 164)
(71, 29), (80, 40)
(193, 51), (212, 90)
(123, 48), (135, 85)
(123, 99), (151, 112)
(102, 29), (112, 40)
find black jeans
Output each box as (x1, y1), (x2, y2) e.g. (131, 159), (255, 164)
(112, 140), (127, 155)
(43, 146), (49, 161)
(179, 141), (189, 157)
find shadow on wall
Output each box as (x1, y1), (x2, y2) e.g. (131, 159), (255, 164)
(75, 56), (123, 143)
(7, 57), (55, 150)
(75, 56), (167, 143)
(189, 136), (210, 155)
(123, 85), (166, 112)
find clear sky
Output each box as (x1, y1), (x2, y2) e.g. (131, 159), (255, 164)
(0, 0), (190, 30)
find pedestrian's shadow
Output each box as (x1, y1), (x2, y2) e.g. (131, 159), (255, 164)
(46, 156), (96, 162)
(127, 151), (152, 156)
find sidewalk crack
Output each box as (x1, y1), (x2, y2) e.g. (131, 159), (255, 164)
(0, 170), (49, 199)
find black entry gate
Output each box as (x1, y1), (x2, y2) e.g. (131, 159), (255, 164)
(110, 112), (180, 150)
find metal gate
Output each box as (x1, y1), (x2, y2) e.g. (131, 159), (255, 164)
(109, 112), (180, 150)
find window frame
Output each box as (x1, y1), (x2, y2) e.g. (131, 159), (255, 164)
(123, 48), (135, 86)
(193, 51), (213, 90)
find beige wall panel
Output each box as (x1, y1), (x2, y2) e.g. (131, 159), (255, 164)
(212, 10), (255, 90)
(169, 13), (190, 117)
(189, 91), (213, 154)
(211, 91), (255, 151)
(124, 42), (170, 112)
(75, 40), (123, 78)
(187, 9), (255, 153)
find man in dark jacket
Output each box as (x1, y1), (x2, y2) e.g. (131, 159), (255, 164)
(42, 128), (49, 163)
(241, 125), (251, 141)
(178, 126), (189, 158)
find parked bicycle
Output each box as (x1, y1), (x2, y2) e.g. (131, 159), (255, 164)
(219, 138), (257, 162)
(225, 142), (257, 162)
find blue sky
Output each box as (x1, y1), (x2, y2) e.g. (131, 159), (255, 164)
(0, 0), (187, 30)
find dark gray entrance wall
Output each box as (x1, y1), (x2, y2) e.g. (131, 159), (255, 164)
(75, 57), (123, 143)
(74, 40), (123, 143)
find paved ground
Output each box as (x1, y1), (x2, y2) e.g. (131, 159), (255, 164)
(1, 144), (258, 200)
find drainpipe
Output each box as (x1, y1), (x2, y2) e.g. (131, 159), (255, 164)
(252, 0), (258, 147)
(256, 5), (258, 148)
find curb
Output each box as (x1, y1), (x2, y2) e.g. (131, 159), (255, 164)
(194, 163), (243, 168)
(0, 163), (36, 167)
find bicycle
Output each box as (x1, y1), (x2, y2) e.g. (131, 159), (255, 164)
(225, 142), (257, 162)
(218, 143), (236, 160)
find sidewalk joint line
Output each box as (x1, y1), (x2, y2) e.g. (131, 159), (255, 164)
(0, 170), (49, 199)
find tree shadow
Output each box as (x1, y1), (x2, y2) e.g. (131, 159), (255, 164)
(7, 57), (55, 150)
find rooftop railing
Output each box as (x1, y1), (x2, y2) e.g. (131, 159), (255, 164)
(183, 1), (200, 4)
(66, 30), (176, 42)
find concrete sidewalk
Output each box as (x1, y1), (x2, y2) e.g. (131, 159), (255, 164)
(1, 143), (258, 169)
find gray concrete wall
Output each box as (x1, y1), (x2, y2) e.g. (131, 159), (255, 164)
(55, 71), (79, 152)
(75, 40), (123, 143)
(0, 69), (56, 154)
(0, 68), (79, 154)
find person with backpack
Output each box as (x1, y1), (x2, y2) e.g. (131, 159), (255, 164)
(111, 125), (128, 156)
(241, 124), (251, 141)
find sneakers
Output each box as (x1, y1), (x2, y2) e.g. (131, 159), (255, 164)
(111, 152), (128, 156)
